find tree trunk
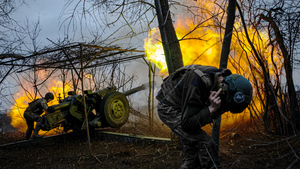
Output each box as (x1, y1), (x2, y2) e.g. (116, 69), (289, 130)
(154, 0), (183, 73)
(212, 0), (237, 153)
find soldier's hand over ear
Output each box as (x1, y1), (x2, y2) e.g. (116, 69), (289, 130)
(208, 88), (222, 114)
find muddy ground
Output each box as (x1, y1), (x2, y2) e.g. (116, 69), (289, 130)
(1, 120), (300, 169)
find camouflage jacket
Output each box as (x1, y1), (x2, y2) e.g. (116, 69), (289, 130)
(156, 65), (230, 133)
(25, 98), (49, 115)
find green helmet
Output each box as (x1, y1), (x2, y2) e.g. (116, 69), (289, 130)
(220, 74), (253, 113)
(45, 92), (54, 101)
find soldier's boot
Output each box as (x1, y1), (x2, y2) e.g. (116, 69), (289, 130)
(25, 129), (33, 140)
(32, 122), (43, 138)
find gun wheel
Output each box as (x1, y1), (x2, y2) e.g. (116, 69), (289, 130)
(100, 92), (129, 128)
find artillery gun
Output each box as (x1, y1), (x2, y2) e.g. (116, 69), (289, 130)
(40, 84), (147, 132)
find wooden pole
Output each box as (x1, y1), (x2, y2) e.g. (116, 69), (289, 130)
(152, 66), (156, 130)
(80, 44), (93, 155)
(212, 0), (237, 154)
(148, 62), (152, 131)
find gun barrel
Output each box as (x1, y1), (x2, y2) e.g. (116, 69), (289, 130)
(122, 84), (147, 96)
(49, 102), (70, 111)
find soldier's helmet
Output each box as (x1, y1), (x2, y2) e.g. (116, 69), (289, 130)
(220, 74), (253, 113)
(45, 92), (54, 101)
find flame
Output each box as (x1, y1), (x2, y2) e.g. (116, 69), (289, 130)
(143, 28), (167, 73)
(84, 73), (93, 79)
(50, 80), (71, 104)
(144, 1), (283, 128)
(144, 18), (222, 75)
(9, 94), (30, 131)
(8, 80), (71, 135)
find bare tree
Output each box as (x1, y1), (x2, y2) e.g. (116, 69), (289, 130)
(239, 0), (300, 134)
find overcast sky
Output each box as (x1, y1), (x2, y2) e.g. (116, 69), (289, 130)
(12, 0), (66, 44)
(10, 0), (148, 51)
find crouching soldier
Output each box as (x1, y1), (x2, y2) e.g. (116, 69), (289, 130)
(156, 65), (253, 169)
(24, 92), (54, 139)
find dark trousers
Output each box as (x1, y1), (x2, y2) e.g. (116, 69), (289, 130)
(180, 138), (220, 169)
(157, 103), (220, 169)
(24, 111), (41, 139)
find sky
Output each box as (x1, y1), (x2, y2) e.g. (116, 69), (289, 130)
(11, 0), (149, 51)
(13, 0), (66, 45)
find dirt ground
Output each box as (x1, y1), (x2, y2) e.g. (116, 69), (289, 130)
(1, 121), (300, 169)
